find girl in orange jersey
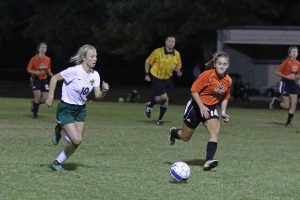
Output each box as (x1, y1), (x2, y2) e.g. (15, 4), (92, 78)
(168, 52), (232, 171)
(27, 42), (53, 118)
(269, 46), (300, 126)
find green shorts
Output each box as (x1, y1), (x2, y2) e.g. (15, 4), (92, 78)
(56, 101), (87, 126)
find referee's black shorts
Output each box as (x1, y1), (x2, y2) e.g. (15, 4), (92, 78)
(150, 75), (174, 96)
(183, 99), (219, 129)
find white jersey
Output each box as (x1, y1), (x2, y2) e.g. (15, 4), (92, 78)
(60, 64), (100, 105)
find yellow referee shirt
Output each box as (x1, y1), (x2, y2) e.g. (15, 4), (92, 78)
(146, 47), (182, 80)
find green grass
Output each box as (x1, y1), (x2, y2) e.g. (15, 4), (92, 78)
(0, 97), (300, 200)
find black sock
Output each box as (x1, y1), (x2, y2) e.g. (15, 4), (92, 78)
(274, 99), (281, 108)
(171, 129), (181, 139)
(205, 141), (218, 161)
(33, 102), (40, 114)
(158, 104), (168, 120)
(287, 113), (294, 124)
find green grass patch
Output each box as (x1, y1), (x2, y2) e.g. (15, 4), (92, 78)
(0, 97), (299, 200)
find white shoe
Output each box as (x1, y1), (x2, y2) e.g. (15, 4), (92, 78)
(203, 160), (218, 171)
(269, 97), (277, 109)
(145, 102), (152, 118)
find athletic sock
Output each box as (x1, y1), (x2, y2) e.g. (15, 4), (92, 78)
(33, 102), (40, 114)
(56, 150), (68, 164)
(171, 128), (181, 139)
(158, 104), (168, 120)
(205, 141), (218, 161)
(287, 113), (294, 124)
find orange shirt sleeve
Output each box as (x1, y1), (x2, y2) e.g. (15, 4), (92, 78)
(27, 57), (35, 71)
(277, 59), (289, 74)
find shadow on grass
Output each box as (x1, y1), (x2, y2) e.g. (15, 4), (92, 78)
(137, 119), (171, 125)
(269, 121), (285, 126)
(165, 159), (205, 167)
(44, 162), (96, 171)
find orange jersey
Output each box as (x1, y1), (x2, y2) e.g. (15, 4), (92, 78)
(27, 55), (51, 80)
(191, 69), (232, 105)
(277, 58), (300, 78)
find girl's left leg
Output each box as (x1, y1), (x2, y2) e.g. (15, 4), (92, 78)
(203, 119), (220, 171)
(286, 94), (298, 126)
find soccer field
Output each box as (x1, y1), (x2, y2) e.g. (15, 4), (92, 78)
(0, 98), (299, 200)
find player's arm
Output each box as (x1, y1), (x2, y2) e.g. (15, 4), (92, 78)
(46, 73), (64, 107)
(144, 62), (151, 81)
(174, 52), (182, 77)
(94, 81), (109, 100)
(27, 59), (40, 75)
(220, 99), (230, 123)
(191, 92), (209, 119)
(276, 60), (294, 80)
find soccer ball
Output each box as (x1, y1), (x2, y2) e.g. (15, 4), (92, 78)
(170, 161), (191, 182)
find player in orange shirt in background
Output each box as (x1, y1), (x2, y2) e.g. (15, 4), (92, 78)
(168, 52), (232, 171)
(27, 42), (53, 118)
(269, 46), (300, 126)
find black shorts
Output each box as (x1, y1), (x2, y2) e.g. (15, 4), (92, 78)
(183, 99), (219, 129)
(279, 79), (298, 96)
(30, 77), (49, 92)
(151, 75), (173, 96)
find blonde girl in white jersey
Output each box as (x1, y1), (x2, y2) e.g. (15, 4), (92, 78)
(46, 44), (109, 172)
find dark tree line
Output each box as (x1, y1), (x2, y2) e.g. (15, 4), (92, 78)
(1, 0), (300, 85)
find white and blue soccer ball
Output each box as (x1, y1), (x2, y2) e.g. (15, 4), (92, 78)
(170, 161), (191, 182)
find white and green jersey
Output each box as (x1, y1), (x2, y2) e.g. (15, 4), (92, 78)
(60, 64), (100, 105)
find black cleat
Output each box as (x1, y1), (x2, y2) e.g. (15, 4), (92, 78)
(285, 122), (293, 127)
(156, 120), (163, 125)
(145, 102), (152, 118)
(203, 160), (219, 171)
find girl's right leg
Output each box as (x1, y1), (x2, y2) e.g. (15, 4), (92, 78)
(168, 122), (196, 145)
(31, 90), (42, 118)
(51, 122), (84, 172)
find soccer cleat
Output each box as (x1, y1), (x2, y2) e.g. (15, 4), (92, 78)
(203, 160), (219, 171)
(52, 124), (62, 145)
(168, 127), (177, 145)
(51, 160), (64, 172)
(156, 120), (163, 125)
(285, 122), (293, 127)
(145, 102), (152, 118)
(269, 97), (278, 109)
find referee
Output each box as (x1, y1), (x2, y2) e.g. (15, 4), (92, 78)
(144, 35), (182, 125)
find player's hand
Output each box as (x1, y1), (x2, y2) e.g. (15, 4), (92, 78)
(176, 70), (182, 77)
(46, 97), (54, 107)
(199, 105), (209, 119)
(102, 81), (109, 92)
(145, 75), (151, 82)
(221, 112), (230, 123)
(287, 74), (296, 80)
